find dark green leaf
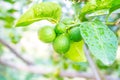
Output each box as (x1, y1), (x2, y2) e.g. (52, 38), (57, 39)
(109, 0), (120, 13)
(15, 2), (62, 27)
(4, 0), (15, 3)
(8, 9), (17, 13)
(80, 20), (118, 65)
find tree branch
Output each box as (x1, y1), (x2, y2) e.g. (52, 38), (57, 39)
(106, 18), (120, 26)
(115, 18), (120, 26)
(84, 45), (105, 80)
(0, 38), (34, 65)
(0, 58), (119, 80)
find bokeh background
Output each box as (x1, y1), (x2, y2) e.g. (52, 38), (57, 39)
(0, 0), (120, 80)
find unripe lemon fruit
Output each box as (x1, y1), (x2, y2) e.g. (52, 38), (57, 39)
(38, 26), (56, 43)
(55, 23), (66, 34)
(53, 34), (70, 54)
(69, 27), (82, 42)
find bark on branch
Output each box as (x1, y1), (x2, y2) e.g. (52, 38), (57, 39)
(0, 38), (34, 65)
(84, 45), (105, 80)
(0, 58), (119, 80)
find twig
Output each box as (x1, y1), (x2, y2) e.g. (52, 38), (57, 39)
(0, 58), (93, 78)
(66, 23), (81, 30)
(84, 45), (105, 80)
(106, 22), (115, 26)
(115, 18), (120, 26)
(106, 18), (120, 26)
(60, 71), (94, 79)
(0, 38), (34, 65)
(0, 58), (119, 80)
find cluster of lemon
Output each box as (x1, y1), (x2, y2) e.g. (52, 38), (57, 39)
(38, 19), (82, 54)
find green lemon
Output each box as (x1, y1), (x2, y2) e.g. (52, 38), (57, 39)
(38, 26), (56, 43)
(55, 23), (66, 34)
(69, 27), (82, 42)
(53, 34), (70, 54)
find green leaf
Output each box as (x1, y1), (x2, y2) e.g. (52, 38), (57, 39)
(109, 0), (120, 13)
(15, 2), (62, 27)
(80, 20), (118, 65)
(79, 0), (112, 21)
(65, 40), (86, 62)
